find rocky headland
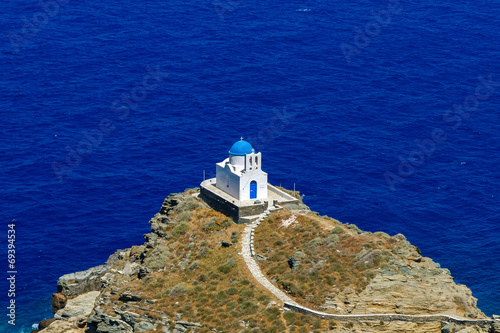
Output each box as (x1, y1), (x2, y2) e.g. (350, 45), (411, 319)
(32, 188), (499, 333)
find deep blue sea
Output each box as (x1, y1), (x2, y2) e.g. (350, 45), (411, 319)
(1, 0), (499, 331)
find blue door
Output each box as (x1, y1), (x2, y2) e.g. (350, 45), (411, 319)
(250, 181), (257, 199)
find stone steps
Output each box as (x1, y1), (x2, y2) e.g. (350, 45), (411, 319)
(239, 209), (296, 305)
(238, 210), (496, 327)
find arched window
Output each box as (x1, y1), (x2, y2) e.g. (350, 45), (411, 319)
(255, 156), (259, 168)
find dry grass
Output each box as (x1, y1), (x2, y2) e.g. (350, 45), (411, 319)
(106, 191), (324, 332)
(102, 189), (387, 331)
(254, 209), (394, 309)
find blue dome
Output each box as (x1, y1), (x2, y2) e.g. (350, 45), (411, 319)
(229, 140), (253, 156)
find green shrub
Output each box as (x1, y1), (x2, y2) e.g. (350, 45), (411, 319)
(177, 211), (191, 223)
(374, 231), (390, 238)
(202, 218), (217, 232)
(221, 218), (233, 228)
(274, 239), (284, 246)
(188, 260), (200, 271)
(217, 257), (237, 274)
(238, 301), (257, 314)
(283, 311), (295, 322)
(324, 234), (339, 248)
(143, 246), (170, 270)
(176, 196), (201, 212)
(265, 307), (280, 321)
(240, 286), (254, 298)
(308, 237), (322, 248)
(347, 224), (361, 234)
(217, 291), (227, 301)
(226, 287), (238, 295)
(170, 282), (189, 295)
(257, 295), (270, 302)
(172, 222), (189, 238)
(226, 301), (237, 310)
(331, 226), (344, 234)
(279, 281), (303, 296)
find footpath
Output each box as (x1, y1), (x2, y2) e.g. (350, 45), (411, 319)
(239, 209), (498, 327)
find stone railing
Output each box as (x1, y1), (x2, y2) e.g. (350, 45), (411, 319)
(283, 302), (496, 326)
(241, 210), (498, 328)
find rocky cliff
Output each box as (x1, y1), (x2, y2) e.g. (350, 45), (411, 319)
(32, 188), (499, 333)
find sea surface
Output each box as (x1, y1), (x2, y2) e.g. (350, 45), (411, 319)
(1, 0), (499, 331)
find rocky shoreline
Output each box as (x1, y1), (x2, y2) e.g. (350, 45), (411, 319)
(32, 189), (500, 333)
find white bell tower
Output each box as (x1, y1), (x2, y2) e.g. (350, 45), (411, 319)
(215, 138), (268, 201)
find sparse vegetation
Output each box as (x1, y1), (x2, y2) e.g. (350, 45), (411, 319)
(143, 245), (170, 270)
(108, 190), (321, 332)
(83, 188), (483, 333)
(172, 221), (189, 238)
(254, 209), (393, 308)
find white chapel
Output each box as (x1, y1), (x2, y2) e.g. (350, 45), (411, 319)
(215, 138), (268, 201)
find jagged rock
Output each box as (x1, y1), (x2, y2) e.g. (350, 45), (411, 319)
(106, 249), (129, 265)
(150, 222), (167, 237)
(40, 318), (56, 329)
(120, 261), (138, 276)
(58, 265), (110, 296)
(100, 272), (117, 289)
(358, 249), (383, 265)
(160, 194), (183, 214)
(174, 321), (202, 333)
(221, 240), (232, 247)
(52, 293), (67, 313)
(129, 245), (146, 260)
(87, 307), (133, 333)
(283, 203), (310, 211)
(442, 322), (454, 333)
(324, 257), (486, 318)
(54, 291), (100, 320)
(115, 310), (140, 328)
(188, 260), (200, 271)
(35, 319), (85, 333)
(491, 321), (500, 333)
(76, 317), (87, 328)
(138, 267), (151, 279)
(255, 254), (267, 261)
(32, 190), (493, 333)
(266, 301), (277, 308)
(287, 251), (305, 269)
(135, 319), (155, 332)
(119, 291), (143, 302)
(144, 232), (158, 246)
